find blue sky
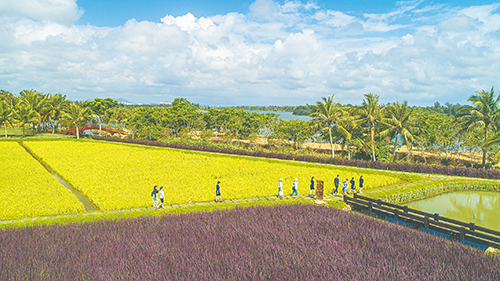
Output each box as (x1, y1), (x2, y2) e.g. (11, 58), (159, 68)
(1, 0), (500, 105)
(76, 0), (498, 27)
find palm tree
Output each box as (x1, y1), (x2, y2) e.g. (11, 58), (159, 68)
(358, 93), (384, 161)
(411, 112), (431, 163)
(335, 108), (359, 159)
(459, 87), (500, 168)
(0, 90), (16, 108)
(39, 102), (52, 132)
(47, 93), (68, 133)
(60, 102), (90, 139)
(13, 102), (37, 137)
(19, 89), (45, 134)
(381, 101), (415, 161)
(0, 100), (13, 137)
(310, 94), (344, 158)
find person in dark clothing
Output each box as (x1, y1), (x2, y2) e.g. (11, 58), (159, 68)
(350, 177), (356, 194)
(359, 176), (364, 193)
(310, 177), (315, 196)
(333, 175), (340, 195)
(151, 185), (159, 209)
(215, 181), (221, 202)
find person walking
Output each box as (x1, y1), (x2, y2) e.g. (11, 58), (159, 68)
(343, 179), (349, 195)
(350, 177), (356, 194)
(215, 181), (221, 202)
(158, 186), (165, 209)
(278, 178), (284, 198)
(292, 178), (298, 197)
(333, 175), (340, 195)
(359, 176), (364, 193)
(309, 176), (315, 196)
(151, 185), (159, 209)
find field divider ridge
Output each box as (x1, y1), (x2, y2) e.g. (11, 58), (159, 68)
(0, 192), (333, 225)
(18, 141), (99, 212)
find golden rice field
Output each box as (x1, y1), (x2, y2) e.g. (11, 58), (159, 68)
(23, 140), (413, 211)
(0, 142), (84, 220)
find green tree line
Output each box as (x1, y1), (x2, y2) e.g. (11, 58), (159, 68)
(2, 87), (500, 169)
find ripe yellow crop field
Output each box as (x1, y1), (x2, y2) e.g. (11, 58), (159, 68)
(24, 140), (412, 211)
(0, 142), (85, 220)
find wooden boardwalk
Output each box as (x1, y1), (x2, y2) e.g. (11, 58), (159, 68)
(344, 193), (500, 250)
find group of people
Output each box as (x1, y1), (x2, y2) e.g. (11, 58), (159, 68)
(279, 175), (364, 198)
(278, 177), (300, 198)
(332, 175), (364, 195)
(151, 176), (364, 208)
(151, 185), (165, 209)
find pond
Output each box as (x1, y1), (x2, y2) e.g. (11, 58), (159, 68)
(402, 190), (500, 231)
(246, 110), (312, 121)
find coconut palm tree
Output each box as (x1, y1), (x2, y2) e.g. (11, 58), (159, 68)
(335, 108), (363, 160)
(60, 102), (90, 139)
(358, 93), (384, 161)
(13, 102), (37, 137)
(47, 93), (68, 133)
(19, 89), (45, 134)
(459, 87), (500, 168)
(0, 100), (14, 137)
(310, 94), (344, 158)
(381, 101), (415, 161)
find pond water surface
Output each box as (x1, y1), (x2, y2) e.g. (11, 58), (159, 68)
(246, 110), (312, 121)
(402, 190), (500, 231)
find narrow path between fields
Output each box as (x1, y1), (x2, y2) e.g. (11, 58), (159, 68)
(18, 142), (98, 212)
(1, 174), (453, 226)
(0, 193), (345, 225)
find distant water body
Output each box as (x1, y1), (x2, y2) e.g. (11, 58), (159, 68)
(246, 110), (312, 121)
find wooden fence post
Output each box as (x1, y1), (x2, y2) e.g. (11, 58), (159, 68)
(316, 180), (324, 201)
(433, 213), (439, 221)
(460, 227), (466, 241)
(394, 209), (399, 221)
(469, 223), (475, 231)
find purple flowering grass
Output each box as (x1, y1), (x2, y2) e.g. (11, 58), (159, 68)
(1, 204), (499, 280)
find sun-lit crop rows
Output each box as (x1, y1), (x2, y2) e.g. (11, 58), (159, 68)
(0, 142), (84, 219)
(24, 140), (409, 211)
(1, 204), (498, 280)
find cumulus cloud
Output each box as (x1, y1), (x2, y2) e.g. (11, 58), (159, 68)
(249, 0), (278, 20)
(0, 0), (82, 25)
(0, 0), (499, 105)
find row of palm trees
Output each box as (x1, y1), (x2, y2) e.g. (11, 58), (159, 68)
(0, 90), (99, 139)
(2, 88), (498, 168)
(311, 87), (499, 168)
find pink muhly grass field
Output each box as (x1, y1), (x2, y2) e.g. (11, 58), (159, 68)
(1, 204), (499, 280)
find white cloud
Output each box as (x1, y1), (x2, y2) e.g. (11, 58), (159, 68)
(0, 0), (500, 106)
(249, 0), (278, 20)
(0, 0), (82, 25)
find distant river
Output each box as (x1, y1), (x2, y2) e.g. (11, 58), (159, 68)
(246, 110), (312, 121)
(402, 190), (500, 231)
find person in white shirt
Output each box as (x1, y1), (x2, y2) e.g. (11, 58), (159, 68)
(278, 178), (284, 197)
(158, 186), (165, 209)
(292, 178), (298, 196)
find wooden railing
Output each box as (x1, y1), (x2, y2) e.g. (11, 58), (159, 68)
(344, 194), (500, 250)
